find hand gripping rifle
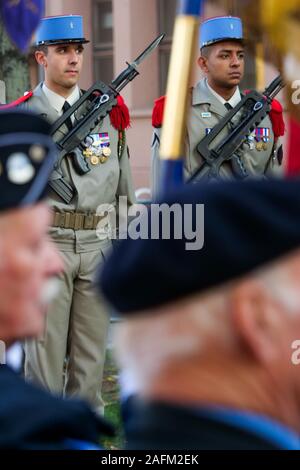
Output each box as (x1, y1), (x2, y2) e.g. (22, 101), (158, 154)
(49, 34), (164, 203)
(188, 75), (285, 183)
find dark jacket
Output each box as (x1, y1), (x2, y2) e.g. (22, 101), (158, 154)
(125, 400), (286, 450)
(0, 365), (113, 449)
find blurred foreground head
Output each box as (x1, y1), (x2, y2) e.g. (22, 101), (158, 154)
(0, 110), (63, 345)
(99, 178), (300, 433)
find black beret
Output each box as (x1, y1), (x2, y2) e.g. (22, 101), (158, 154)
(0, 110), (56, 212)
(99, 178), (300, 313)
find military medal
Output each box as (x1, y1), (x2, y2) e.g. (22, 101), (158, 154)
(84, 133), (111, 165)
(83, 149), (93, 158)
(255, 127), (271, 153)
(91, 155), (100, 165)
(246, 132), (255, 150)
(102, 146), (111, 157)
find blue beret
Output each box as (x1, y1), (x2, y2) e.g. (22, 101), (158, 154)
(99, 178), (300, 313)
(36, 15), (89, 46)
(200, 16), (243, 48)
(0, 110), (56, 212)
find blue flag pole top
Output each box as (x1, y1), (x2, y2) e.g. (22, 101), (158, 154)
(159, 0), (203, 196)
(178, 0), (204, 15)
(0, 0), (45, 52)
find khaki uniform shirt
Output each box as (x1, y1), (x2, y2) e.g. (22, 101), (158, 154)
(23, 83), (135, 252)
(152, 79), (283, 196)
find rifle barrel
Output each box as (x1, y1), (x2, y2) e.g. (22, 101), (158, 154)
(264, 74), (284, 98)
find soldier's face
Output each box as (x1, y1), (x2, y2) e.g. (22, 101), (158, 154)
(37, 43), (84, 93)
(199, 41), (245, 89)
(0, 204), (63, 345)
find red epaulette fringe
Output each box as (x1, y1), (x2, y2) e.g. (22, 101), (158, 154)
(152, 95), (166, 128)
(269, 98), (285, 138)
(109, 95), (130, 131)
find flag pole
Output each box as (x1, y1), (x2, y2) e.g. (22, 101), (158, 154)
(159, 0), (203, 194)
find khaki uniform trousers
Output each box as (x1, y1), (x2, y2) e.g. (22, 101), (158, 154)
(24, 245), (110, 415)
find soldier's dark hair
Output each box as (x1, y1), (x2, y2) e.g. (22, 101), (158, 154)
(201, 40), (244, 58)
(33, 45), (49, 55)
(200, 46), (212, 58)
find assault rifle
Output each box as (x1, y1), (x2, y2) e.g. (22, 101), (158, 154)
(188, 75), (285, 182)
(49, 34), (164, 203)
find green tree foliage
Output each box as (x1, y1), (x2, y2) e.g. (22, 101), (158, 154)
(0, 18), (30, 102)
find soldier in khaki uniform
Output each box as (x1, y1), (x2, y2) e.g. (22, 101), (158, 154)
(22, 15), (135, 415)
(151, 16), (284, 196)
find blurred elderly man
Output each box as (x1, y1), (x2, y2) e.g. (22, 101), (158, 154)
(0, 205), (61, 346)
(0, 110), (113, 449)
(99, 178), (300, 450)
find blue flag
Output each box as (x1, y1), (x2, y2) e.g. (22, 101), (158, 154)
(1, 0), (44, 52)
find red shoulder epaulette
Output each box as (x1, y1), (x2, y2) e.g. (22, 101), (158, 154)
(0, 90), (33, 109)
(269, 98), (285, 138)
(152, 95), (166, 128)
(109, 95), (130, 131)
